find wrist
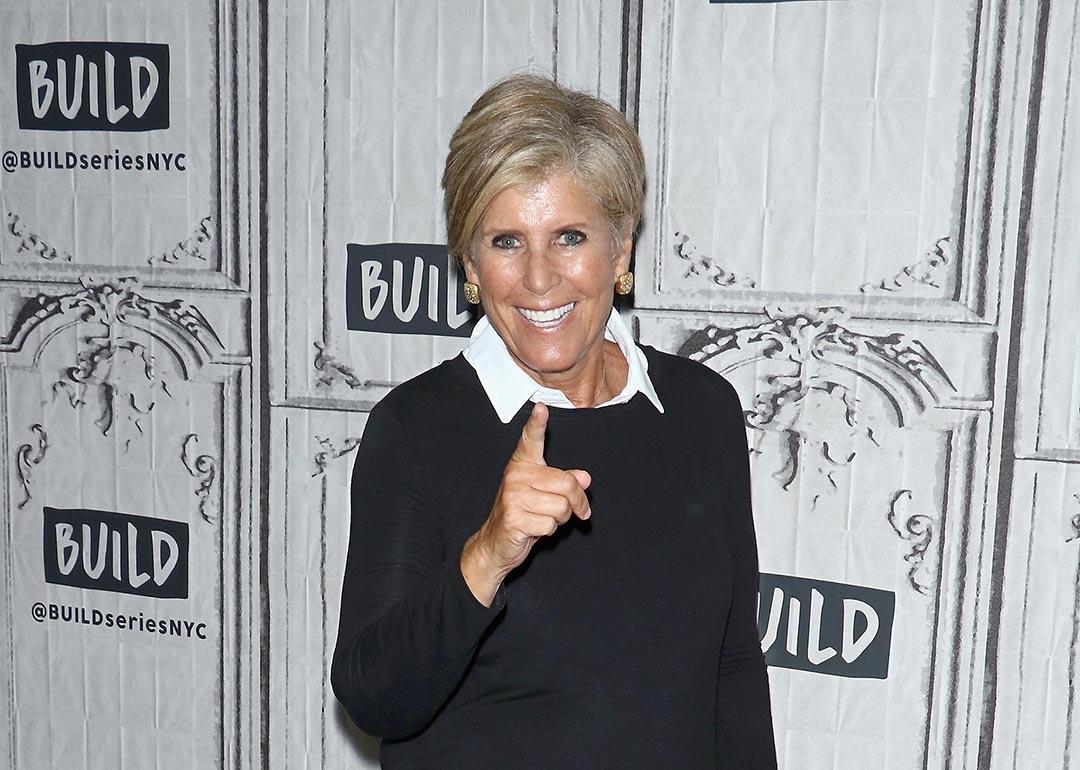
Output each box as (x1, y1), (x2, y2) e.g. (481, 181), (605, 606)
(460, 530), (506, 607)
(464, 527), (507, 582)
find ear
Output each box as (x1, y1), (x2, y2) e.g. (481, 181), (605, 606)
(612, 220), (633, 276)
(459, 252), (479, 284)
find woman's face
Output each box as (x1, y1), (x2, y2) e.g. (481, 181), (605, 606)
(462, 172), (632, 387)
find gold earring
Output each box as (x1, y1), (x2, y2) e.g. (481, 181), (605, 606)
(463, 281), (481, 304)
(615, 271), (634, 295)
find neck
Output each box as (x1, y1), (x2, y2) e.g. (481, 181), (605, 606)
(514, 337), (629, 408)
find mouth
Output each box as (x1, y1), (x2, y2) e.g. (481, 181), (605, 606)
(516, 301), (576, 329)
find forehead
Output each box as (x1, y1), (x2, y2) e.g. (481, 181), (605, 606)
(480, 173), (602, 227)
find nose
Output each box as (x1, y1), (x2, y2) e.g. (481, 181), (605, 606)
(521, 246), (559, 296)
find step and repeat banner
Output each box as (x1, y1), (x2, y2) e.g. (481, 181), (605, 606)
(2, 1), (1079, 768)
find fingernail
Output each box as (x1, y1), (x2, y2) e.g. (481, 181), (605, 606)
(583, 507), (591, 520)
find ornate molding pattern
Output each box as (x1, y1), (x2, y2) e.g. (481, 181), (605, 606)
(1067, 493), (1080, 544)
(312, 434), (362, 477)
(678, 305), (956, 495)
(6, 211), (73, 262)
(15, 424), (49, 511)
(312, 341), (393, 390)
(860, 236), (953, 293)
(50, 325), (167, 439)
(182, 433), (217, 524)
(1, 274), (224, 357)
(147, 215), (213, 266)
(673, 231), (757, 289)
(313, 341), (363, 388)
(119, 392), (157, 452)
(886, 489), (936, 595)
(0, 275), (224, 439)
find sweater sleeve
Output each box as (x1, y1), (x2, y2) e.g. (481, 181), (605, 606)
(715, 381), (778, 769)
(330, 401), (507, 740)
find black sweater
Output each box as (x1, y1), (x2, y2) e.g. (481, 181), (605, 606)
(330, 345), (777, 769)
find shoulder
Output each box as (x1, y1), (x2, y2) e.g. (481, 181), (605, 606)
(369, 353), (486, 435)
(638, 342), (743, 412)
(353, 356), (474, 482)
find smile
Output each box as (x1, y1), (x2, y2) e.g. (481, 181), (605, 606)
(517, 301), (575, 327)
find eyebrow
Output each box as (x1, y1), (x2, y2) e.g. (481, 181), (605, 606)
(480, 222), (593, 236)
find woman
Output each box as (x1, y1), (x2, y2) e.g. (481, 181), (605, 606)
(331, 72), (777, 769)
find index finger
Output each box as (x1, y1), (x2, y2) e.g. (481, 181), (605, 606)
(513, 401), (548, 464)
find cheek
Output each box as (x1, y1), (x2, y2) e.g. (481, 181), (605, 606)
(474, 263), (519, 300)
(567, 258), (615, 292)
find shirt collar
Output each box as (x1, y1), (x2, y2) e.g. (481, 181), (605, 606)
(463, 306), (665, 423)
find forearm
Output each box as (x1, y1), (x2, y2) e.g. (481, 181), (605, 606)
(331, 554), (506, 740)
(459, 528), (510, 608)
(716, 649), (776, 768)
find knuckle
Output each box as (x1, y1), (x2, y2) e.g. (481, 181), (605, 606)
(553, 471), (569, 487)
(504, 468), (528, 488)
(507, 495), (529, 517)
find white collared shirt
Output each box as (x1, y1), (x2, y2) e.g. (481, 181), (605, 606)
(463, 306), (665, 423)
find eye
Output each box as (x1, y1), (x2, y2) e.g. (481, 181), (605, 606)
(558, 230), (586, 246)
(491, 234), (519, 250)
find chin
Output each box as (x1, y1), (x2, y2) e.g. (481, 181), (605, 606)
(514, 347), (583, 376)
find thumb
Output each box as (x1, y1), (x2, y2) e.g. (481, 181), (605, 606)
(514, 402), (548, 464)
(567, 469), (591, 489)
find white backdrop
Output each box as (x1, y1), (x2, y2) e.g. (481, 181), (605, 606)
(1, 1), (1077, 768)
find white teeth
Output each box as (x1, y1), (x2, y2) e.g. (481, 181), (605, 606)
(518, 302), (574, 324)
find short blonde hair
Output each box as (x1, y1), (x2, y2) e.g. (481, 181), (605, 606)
(441, 72), (646, 266)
